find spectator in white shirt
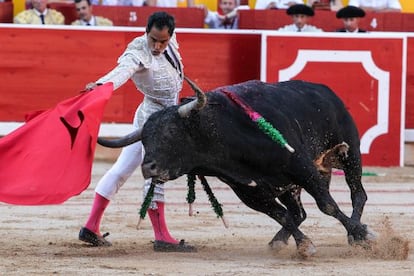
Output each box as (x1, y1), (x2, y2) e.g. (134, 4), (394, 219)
(204, 0), (241, 29)
(277, 4), (323, 32)
(255, 0), (303, 10)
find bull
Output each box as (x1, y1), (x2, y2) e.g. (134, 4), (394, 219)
(98, 79), (375, 257)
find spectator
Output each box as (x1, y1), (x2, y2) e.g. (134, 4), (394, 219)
(255, 0), (303, 10)
(14, 0), (65, 25)
(307, 0), (343, 11)
(204, 0), (240, 29)
(72, 0), (113, 26)
(78, 11), (196, 252)
(336, 5), (367, 32)
(277, 4), (323, 32)
(348, 0), (402, 12)
(145, 0), (194, 7)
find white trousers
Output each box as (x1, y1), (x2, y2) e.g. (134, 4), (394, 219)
(95, 140), (165, 207)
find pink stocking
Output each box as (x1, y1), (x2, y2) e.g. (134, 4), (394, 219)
(148, 202), (178, 244)
(84, 193), (110, 235)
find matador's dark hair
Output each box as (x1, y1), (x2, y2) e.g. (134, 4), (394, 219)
(146, 11), (175, 36)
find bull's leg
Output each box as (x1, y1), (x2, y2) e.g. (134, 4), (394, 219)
(228, 185), (315, 257)
(341, 149), (377, 243)
(264, 199), (315, 257)
(269, 187), (307, 249)
(313, 142), (373, 243)
(341, 149), (367, 222)
(295, 164), (369, 244)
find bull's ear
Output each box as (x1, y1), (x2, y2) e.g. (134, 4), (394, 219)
(178, 76), (207, 118)
(97, 128), (142, 148)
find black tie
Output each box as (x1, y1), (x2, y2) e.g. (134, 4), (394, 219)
(164, 50), (182, 78)
(40, 14), (45, 25)
(164, 51), (176, 70)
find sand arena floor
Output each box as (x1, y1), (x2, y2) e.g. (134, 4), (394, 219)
(0, 162), (413, 275)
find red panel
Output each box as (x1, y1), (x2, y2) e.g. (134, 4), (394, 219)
(238, 10), (291, 30)
(401, 14), (414, 32)
(177, 33), (261, 92)
(0, 1), (13, 23)
(309, 10), (340, 32)
(266, 36), (404, 166)
(381, 12), (403, 32)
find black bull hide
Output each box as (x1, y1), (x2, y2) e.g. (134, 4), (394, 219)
(99, 80), (374, 256)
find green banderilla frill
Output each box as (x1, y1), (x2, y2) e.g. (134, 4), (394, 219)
(199, 175), (228, 228)
(136, 180), (155, 229)
(186, 174), (228, 228)
(198, 175), (223, 218)
(256, 117), (295, 153)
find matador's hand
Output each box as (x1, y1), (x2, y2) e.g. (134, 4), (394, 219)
(85, 82), (98, 91)
(80, 82), (98, 94)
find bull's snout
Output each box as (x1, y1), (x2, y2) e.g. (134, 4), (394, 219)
(141, 160), (158, 179)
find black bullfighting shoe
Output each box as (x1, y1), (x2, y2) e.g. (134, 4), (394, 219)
(153, 239), (197, 252)
(79, 227), (112, 247)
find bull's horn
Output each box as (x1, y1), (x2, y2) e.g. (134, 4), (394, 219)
(97, 128), (142, 148)
(178, 76), (207, 118)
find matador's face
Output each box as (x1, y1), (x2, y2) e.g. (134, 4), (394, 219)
(147, 26), (171, 56)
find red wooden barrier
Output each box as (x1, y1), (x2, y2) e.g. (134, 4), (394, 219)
(238, 9), (414, 32)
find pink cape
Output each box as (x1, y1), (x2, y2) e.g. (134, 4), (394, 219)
(0, 83), (113, 205)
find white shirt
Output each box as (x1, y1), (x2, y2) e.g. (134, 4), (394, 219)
(96, 34), (183, 127)
(348, 0), (401, 10)
(277, 24), (323, 32)
(82, 16), (96, 26)
(255, 0), (303, 10)
(205, 11), (238, 29)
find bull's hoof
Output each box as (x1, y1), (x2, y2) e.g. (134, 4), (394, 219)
(348, 224), (377, 246)
(269, 240), (288, 252)
(297, 238), (317, 258)
(366, 226), (378, 241)
(348, 235), (374, 249)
